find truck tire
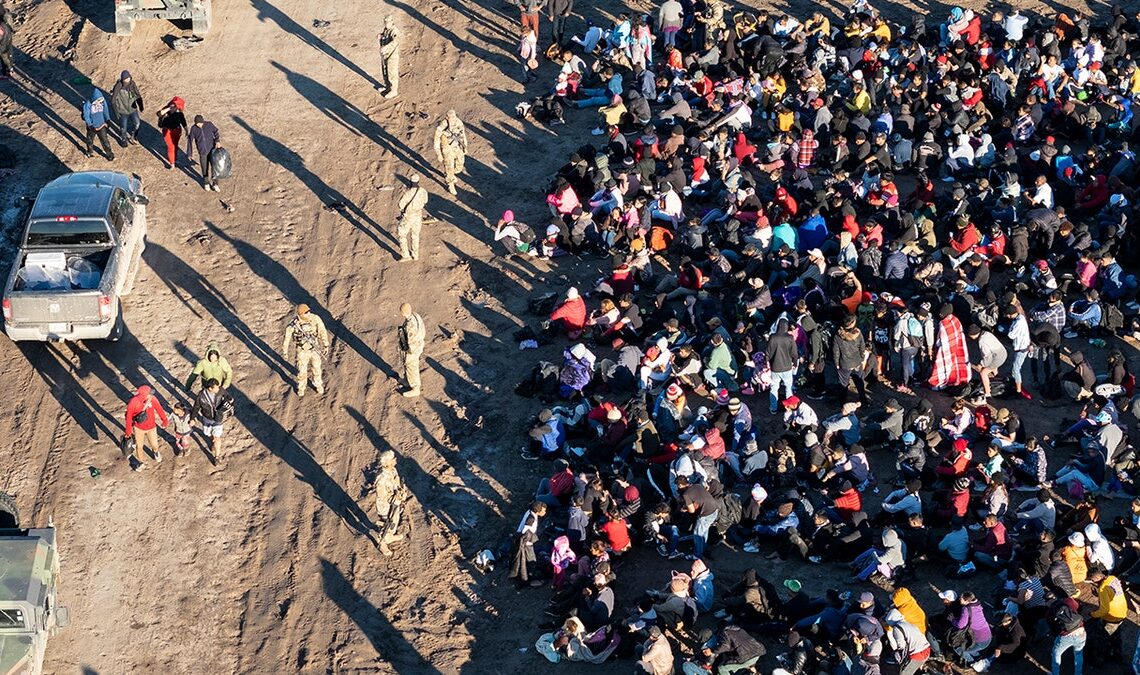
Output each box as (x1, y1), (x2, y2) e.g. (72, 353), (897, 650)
(0, 492), (19, 529)
(114, 14), (134, 36)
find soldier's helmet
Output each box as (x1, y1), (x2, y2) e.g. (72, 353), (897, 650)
(380, 450), (397, 465)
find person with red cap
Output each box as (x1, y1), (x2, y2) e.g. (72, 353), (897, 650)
(155, 96), (187, 170)
(124, 384), (170, 471)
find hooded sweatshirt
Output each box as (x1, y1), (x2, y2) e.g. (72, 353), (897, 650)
(186, 342), (234, 390)
(82, 89), (112, 129)
(125, 385), (169, 435)
(766, 319), (798, 372)
(892, 588), (927, 633)
(110, 70), (143, 117)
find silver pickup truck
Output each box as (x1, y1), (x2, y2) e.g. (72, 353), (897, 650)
(2, 171), (148, 342)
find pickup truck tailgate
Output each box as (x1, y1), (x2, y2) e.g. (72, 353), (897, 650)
(7, 292), (102, 325)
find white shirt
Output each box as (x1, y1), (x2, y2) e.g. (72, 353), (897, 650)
(1031, 183), (1054, 208)
(1004, 13), (1028, 41)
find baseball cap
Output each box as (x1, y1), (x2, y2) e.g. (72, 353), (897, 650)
(938, 590), (958, 602)
(784, 579), (802, 593)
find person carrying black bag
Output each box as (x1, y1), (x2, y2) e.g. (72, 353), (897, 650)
(193, 378), (234, 464)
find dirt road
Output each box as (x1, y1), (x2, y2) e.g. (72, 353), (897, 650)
(0, 0), (582, 671)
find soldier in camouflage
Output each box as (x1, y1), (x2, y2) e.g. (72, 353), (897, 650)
(375, 449), (406, 556)
(433, 110), (468, 195)
(282, 303), (330, 397)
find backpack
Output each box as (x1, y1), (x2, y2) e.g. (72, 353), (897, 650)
(716, 492), (743, 534)
(1101, 303), (1125, 333)
(1051, 601), (1083, 634)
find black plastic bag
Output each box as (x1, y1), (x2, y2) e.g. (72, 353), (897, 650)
(209, 147), (233, 180)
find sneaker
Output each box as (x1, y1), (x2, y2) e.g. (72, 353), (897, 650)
(657, 545), (682, 559)
(1019, 390), (1033, 400)
(742, 542), (760, 553)
(153, 450), (163, 463)
(1063, 330), (1078, 339)
(808, 555), (822, 564)
(519, 449), (541, 461)
(132, 461), (147, 472)
(590, 127), (605, 136)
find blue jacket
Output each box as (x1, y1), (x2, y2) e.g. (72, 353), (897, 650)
(82, 89), (111, 129)
(797, 215), (828, 252)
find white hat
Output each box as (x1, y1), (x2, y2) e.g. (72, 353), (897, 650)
(689, 436), (707, 450)
(751, 484), (768, 502)
(807, 248), (824, 259)
(566, 286), (579, 300)
(606, 407), (622, 422)
(938, 590), (958, 602)
(1068, 532), (1086, 547)
(569, 343), (588, 359)
(409, 173), (420, 183)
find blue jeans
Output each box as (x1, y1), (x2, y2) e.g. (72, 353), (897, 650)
(118, 110), (141, 140)
(769, 369), (795, 412)
(900, 347), (918, 386)
(1010, 349), (1027, 387)
(693, 510), (718, 558)
(1051, 628), (1085, 675)
(535, 478), (561, 507)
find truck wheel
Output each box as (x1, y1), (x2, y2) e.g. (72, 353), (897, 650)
(114, 14), (134, 36)
(0, 492), (19, 529)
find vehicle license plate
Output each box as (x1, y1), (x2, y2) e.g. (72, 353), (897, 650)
(48, 323), (69, 333)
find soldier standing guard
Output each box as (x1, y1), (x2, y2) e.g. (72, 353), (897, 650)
(282, 303), (330, 397)
(433, 110), (468, 195)
(378, 16), (400, 99)
(396, 174), (428, 261)
(398, 302), (425, 397)
(375, 450), (406, 556)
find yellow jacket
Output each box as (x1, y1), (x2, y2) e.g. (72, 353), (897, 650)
(892, 588), (927, 634)
(1091, 576), (1127, 622)
(1062, 544), (1088, 585)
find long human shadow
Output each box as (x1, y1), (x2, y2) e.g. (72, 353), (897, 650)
(228, 114), (398, 256)
(384, 0), (504, 67)
(201, 220), (398, 379)
(249, 0), (382, 89)
(21, 343), (121, 441)
(143, 241), (293, 381)
(3, 62), (86, 152)
(265, 61), (438, 185)
(319, 558), (442, 674)
(233, 388), (378, 542)
(344, 404), (492, 539)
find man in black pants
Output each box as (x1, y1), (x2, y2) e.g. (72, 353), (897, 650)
(186, 114), (222, 191)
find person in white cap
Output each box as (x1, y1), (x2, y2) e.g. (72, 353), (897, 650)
(395, 173), (428, 261)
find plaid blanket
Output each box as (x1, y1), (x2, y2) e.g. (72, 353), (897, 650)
(928, 315), (972, 390)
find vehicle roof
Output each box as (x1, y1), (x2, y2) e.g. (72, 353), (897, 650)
(0, 635), (34, 673)
(0, 539), (52, 605)
(29, 171), (133, 220)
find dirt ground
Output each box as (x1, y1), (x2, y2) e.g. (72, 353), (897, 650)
(1, 0), (1139, 673)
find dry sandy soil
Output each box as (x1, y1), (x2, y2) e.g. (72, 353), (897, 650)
(1, 0), (1138, 673)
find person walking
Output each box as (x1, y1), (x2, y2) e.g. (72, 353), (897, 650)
(185, 342), (233, 392)
(433, 110), (468, 195)
(124, 385), (169, 471)
(547, 0), (571, 47)
(396, 174), (428, 261)
(155, 96), (188, 170)
(193, 378), (234, 463)
(0, 9), (14, 80)
(398, 303), (425, 397)
(377, 16), (400, 99)
(517, 0), (543, 35)
(110, 70), (144, 146)
(374, 449), (407, 556)
(282, 303), (330, 397)
(186, 114), (221, 191)
(82, 87), (115, 161)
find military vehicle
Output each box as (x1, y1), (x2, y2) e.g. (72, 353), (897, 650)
(0, 493), (69, 675)
(113, 0), (212, 37)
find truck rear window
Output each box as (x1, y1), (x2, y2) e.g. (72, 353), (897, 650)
(25, 219), (111, 247)
(0, 608), (25, 628)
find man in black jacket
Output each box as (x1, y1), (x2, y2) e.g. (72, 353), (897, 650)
(766, 318), (799, 414)
(193, 378), (234, 463)
(187, 115), (222, 191)
(703, 624), (766, 673)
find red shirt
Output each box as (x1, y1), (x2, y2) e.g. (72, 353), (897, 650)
(950, 224), (980, 253)
(600, 519), (631, 552)
(833, 488), (863, 519)
(125, 389), (169, 434)
(548, 469), (575, 498)
(550, 297), (587, 331)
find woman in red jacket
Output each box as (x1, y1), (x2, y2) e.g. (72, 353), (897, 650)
(124, 385), (169, 471)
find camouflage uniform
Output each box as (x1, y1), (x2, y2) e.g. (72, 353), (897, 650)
(398, 306), (426, 397)
(375, 450), (406, 556)
(282, 304), (330, 396)
(396, 176), (429, 260)
(378, 17), (400, 98)
(433, 110), (468, 195)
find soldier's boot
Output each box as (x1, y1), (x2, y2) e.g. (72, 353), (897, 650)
(447, 180), (457, 196)
(402, 388), (420, 398)
(297, 383), (306, 397)
(379, 541), (393, 556)
(384, 533), (405, 543)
